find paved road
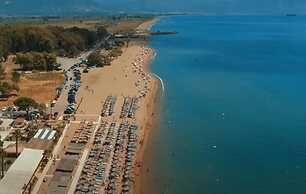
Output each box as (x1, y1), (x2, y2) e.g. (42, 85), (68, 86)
(53, 40), (106, 116)
(53, 55), (83, 115)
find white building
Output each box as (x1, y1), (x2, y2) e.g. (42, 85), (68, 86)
(0, 148), (44, 194)
(0, 119), (13, 131)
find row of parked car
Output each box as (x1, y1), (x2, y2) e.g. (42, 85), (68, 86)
(64, 64), (82, 114)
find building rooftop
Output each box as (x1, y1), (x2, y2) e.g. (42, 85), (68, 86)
(34, 128), (57, 140)
(0, 148), (44, 194)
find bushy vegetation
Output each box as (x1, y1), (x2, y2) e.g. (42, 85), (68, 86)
(0, 64), (5, 78)
(0, 81), (19, 96)
(15, 52), (57, 71)
(13, 96), (38, 110)
(11, 71), (21, 83)
(87, 52), (104, 67)
(0, 64), (19, 96)
(0, 25), (109, 58)
(109, 48), (123, 58)
(87, 52), (111, 67)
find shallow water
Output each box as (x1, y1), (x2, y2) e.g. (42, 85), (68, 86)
(142, 15), (306, 194)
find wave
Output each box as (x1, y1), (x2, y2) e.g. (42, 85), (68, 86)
(152, 73), (165, 94)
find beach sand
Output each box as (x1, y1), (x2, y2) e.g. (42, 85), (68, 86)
(75, 19), (160, 194)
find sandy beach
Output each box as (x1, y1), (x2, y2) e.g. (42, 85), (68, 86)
(74, 19), (160, 194)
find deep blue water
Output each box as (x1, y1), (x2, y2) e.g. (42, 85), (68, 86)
(143, 16), (306, 194)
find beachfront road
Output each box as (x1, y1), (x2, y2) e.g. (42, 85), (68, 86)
(53, 39), (107, 116)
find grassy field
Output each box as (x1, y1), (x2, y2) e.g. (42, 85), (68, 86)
(0, 56), (64, 107)
(107, 19), (150, 33)
(36, 18), (108, 30)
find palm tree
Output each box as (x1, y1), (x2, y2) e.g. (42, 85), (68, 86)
(0, 136), (4, 178)
(15, 129), (20, 157)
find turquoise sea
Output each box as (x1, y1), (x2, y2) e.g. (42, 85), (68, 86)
(142, 16), (306, 194)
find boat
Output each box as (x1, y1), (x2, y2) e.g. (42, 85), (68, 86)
(286, 14), (297, 17)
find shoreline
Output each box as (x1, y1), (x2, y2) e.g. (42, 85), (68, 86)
(134, 81), (162, 194)
(133, 18), (162, 194)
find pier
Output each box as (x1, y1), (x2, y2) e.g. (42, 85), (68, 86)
(114, 30), (177, 39)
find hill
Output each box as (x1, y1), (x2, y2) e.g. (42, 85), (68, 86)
(2, 0), (305, 16)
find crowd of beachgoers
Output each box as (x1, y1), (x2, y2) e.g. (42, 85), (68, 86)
(132, 47), (154, 99)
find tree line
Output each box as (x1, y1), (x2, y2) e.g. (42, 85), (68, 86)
(15, 52), (57, 71)
(0, 25), (109, 58)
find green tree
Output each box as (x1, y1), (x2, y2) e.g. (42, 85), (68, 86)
(0, 64), (5, 79)
(0, 49), (4, 61)
(15, 52), (57, 71)
(13, 96), (38, 111)
(0, 24), (103, 58)
(32, 52), (47, 71)
(87, 52), (104, 67)
(44, 53), (56, 71)
(15, 53), (33, 71)
(0, 82), (15, 96)
(37, 103), (46, 114)
(97, 26), (108, 40)
(11, 71), (21, 83)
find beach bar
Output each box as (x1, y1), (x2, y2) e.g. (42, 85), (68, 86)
(0, 148), (44, 194)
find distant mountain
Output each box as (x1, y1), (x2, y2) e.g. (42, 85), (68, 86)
(1, 0), (306, 16)
(0, 0), (100, 16)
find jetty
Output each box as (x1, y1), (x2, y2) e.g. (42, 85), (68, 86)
(114, 29), (177, 39)
(150, 31), (178, 35)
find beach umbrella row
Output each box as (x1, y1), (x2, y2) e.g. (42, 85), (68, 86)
(75, 119), (140, 194)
